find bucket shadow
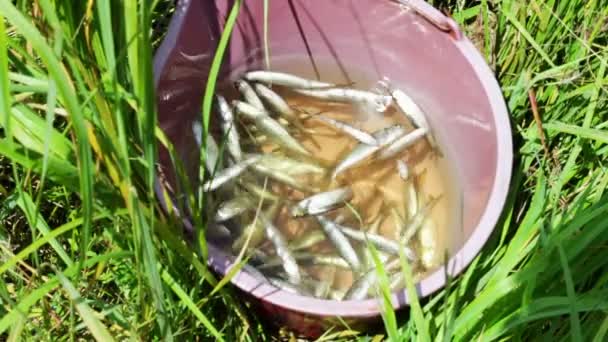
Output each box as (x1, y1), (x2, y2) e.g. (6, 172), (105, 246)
(286, 0), (320, 80)
(289, 0), (353, 84)
(346, 1), (382, 80)
(236, 0), (262, 70)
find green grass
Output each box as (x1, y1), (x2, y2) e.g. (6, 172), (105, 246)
(1, 0), (608, 340)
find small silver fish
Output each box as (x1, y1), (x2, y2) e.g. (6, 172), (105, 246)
(301, 277), (344, 300)
(368, 217), (382, 235)
(313, 279), (333, 299)
(288, 229), (326, 251)
(192, 120), (204, 147)
(254, 83), (298, 122)
(332, 125), (406, 179)
(418, 218), (440, 269)
(206, 222), (232, 240)
(232, 220), (265, 253)
(396, 160), (409, 181)
(399, 197), (440, 245)
(280, 276), (336, 300)
(316, 215), (362, 272)
(328, 288), (347, 301)
(389, 272), (405, 291)
(215, 196), (254, 222)
(250, 163), (314, 192)
(337, 223), (416, 261)
(232, 99), (270, 120)
(255, 116), (306, 148)
(259, 212), (301, 284)
(244, 70), (334, 89)
(259, 252), (351, 270)
(390, 88), (437, 148)
(291, 187), (353, 217)
(314, 115), (378, 145)
(334, 214), (347, 224)
(361, 247), (391, 271)
(202, 155), (261, 192)
(300, 254), (351, 269)
(268, 277), (311, 296)
(217, 95), (243, 162)
(391, 207), (407, 238)
(391, 88), (430, 132)
(344, 258), (401, 300)
(192, 120), (222, 172)
(251, 134), (268, 145)
(234, 100), (311, 156)
(377, 127), (428, 160)
(294, 88), (393, 112)
(406, 182), (418, 219)
(248, 249), (271, 264)
(239, 178), (280, 202)
(232, 202), (280, 251)
(344, 268), (375, 300)
(236, 79), (265, 110)
(246, 153), (325, 176)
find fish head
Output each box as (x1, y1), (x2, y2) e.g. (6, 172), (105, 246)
(235, 79), (248, 91)
(373, 95), (393, 113)
(290, 206), (306, 217)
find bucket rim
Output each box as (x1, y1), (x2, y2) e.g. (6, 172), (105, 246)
(153, 0), (513, 318)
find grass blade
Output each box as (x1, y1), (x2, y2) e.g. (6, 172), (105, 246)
(502, 10), (556, 67)
(123, 0), (174, 337)
(593, 315), (608, 342)
(0, 209), (127, 277)
(485, 172), (546, 288)
(0, 9), (12, 126)
(160, 268), (225, 342)
(0, 0), (95, 268)
(7, 314), (26, 342)
(14, 191), (74, 267)
(196, 0), (242, 267)
(399, 249), (431, 342)
(0, 252), (131, 334)
(56, 270), (116, 342)
(544, 122), (608, 144)
(368, 244), (399, 341)
(556, 243), (582, 342)
(263, 0), (270, 69)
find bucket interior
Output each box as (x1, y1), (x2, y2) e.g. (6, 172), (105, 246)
(155, 0), (507, 315)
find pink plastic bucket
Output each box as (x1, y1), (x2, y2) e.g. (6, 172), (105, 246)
(154, 0), (512, 337)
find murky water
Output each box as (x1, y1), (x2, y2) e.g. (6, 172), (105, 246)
(205, 62), (462, 299)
